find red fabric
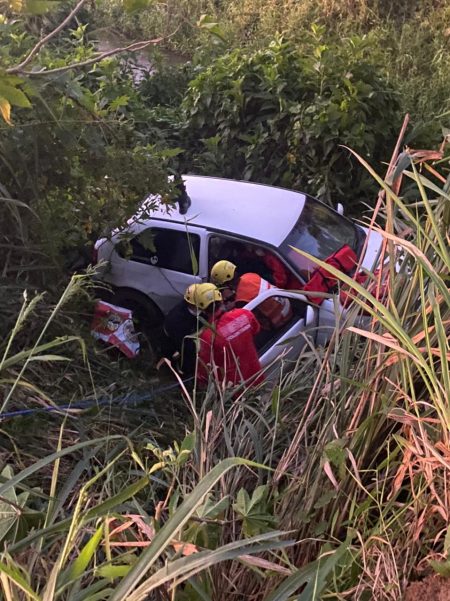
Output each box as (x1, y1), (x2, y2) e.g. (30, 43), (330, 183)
(302, 245), (358, 305)
(235, 273), (293, 329)
(197, 308), (263, 387)
(263, 253), (289, 288)
(340, 269), (388, 309)
(285, 273), (303, 290)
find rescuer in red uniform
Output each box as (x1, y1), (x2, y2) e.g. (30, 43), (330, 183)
(241, 245), (299, 289)
(192, 283), (264, 388)
(210, 260), (292, 330)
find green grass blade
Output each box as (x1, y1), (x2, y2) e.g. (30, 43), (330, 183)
(0, 560), (41, 601)
(7, 474), (156, 554)
(0, 436), (125, 497)
(65, 523), (104, 583)
(263, 534), (352, 601)
(109, 457), (266, 601)
(129, 535), (293, 600)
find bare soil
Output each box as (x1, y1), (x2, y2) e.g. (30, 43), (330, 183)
(404, 575), (450, 601)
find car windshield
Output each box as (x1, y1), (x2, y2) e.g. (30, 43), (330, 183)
(279, 197), (359, 279)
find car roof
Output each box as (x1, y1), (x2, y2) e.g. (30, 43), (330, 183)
(145, 175), (306, 247)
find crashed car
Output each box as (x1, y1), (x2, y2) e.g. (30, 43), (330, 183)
(94, 175), (383, 368)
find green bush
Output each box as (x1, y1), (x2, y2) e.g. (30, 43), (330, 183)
(0, 18), (172, 277)
(181, 31), (401, 210)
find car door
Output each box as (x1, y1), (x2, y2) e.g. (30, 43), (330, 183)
(110, 223), (206, 313)
(243, 289), (318, 376)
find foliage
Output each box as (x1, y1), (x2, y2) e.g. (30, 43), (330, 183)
(1, 1), (450, 598)
(0, 7), (174, 279)
(1, 153), (449, 598)
(180, 31), (400, 208)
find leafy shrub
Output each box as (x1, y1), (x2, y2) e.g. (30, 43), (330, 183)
(138, 60), (196, 107)
(0, 17), (173, 277)
(181, 31), (400, 210)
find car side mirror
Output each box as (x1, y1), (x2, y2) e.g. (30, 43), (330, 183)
(336, 203), (344, 215)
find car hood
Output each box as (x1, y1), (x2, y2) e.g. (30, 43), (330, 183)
(360, 227), (384, 271)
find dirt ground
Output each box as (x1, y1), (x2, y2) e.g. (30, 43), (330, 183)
(404, 575), (450, 601)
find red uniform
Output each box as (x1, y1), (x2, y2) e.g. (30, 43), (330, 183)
(263, 253), (290, 288)
(197, 308), (263, 387)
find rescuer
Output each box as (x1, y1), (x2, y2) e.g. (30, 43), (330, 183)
(193, 283), (263, 387)
(210, 260), (292, 330)
(161, 283), (202, 374)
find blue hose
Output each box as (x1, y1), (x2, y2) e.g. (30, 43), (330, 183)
(0, 378), (193, 420)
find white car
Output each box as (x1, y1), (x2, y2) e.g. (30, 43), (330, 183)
(94, 175), (382, 368)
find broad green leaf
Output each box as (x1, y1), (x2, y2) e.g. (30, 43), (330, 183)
(248, 485), (268, 511)
(109, 95), (130, 111)
(178, 431), (196, 465)
(97, 564), (133, 579)
(0, 81), (31, 108)
(197, 14), (227, 42)
(234, 488), (250, 515)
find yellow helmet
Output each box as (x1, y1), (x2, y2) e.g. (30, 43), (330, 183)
(210, 260), (237, 285)
(184, 283), (222, 310)
(184, 283), (200, 306)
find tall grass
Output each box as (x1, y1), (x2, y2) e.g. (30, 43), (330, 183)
(0, 150), (449, 598)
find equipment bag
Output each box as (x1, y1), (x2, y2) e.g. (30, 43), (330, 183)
(303, 245), (358, 305)
(91, 300), (140, 358)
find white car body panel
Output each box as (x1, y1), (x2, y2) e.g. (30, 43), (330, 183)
(99, 222), (207, 313)
(142, 175), (306, 247)
(244, 289), (318, 376)
(360, 227), (384, 271)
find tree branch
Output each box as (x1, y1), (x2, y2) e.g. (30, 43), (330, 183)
(14, 36), (168, 77)
(7, 0), (89, 75)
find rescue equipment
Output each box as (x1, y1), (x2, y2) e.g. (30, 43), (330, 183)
(91, 301), (140, 358)
(302, 245), (358, 305)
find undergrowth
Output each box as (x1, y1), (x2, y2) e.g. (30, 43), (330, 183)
(0, 146), (448, 598)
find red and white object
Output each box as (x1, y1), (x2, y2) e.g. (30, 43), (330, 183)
(91, 301), (140, 358)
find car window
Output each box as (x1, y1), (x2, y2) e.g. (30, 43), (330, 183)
(279, 196), (359, 278)
(208, 235), (291, 284)
(118, 228), (200, 275)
